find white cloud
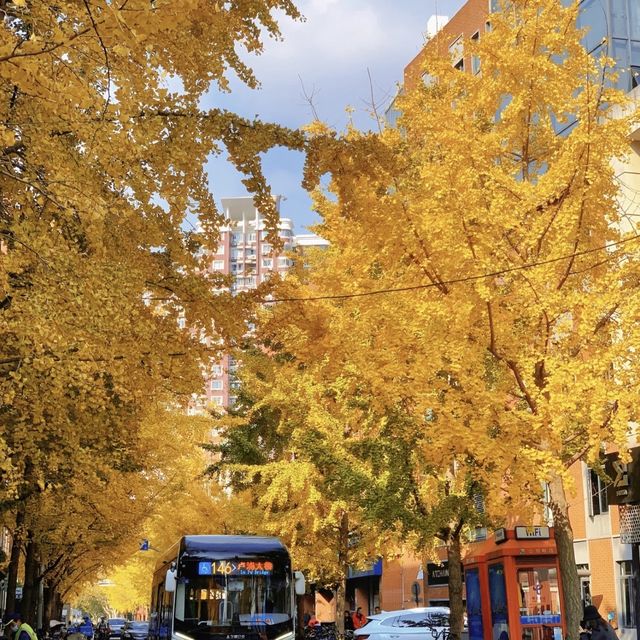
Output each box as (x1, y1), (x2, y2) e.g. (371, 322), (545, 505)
(255, 0), (420, 73)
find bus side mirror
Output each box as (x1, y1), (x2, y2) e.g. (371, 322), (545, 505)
(165, 567), (177, 593)
(294, 571), (306, 595)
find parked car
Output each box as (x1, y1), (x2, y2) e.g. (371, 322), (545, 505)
(108, 620), (127, 639)
(353, 607), (450, 640)
(121, 622), (149, 640)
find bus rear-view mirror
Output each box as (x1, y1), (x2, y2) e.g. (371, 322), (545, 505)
(165, 567), (177, 593)
(294, 571), (306, 595)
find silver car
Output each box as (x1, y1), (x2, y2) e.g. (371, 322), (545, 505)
(353, 607), (450, 640)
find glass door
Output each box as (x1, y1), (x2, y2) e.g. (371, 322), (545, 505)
(517, 567), (563, 640)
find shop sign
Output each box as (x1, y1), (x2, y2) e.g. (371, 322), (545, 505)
(426, 561), (464, 586)
(515, 526), (550, 540)
(427, 562), (450, 585)
(348, 558), (382, 579)
(494, 528), (507, 544)
(605, 447), (640, 505)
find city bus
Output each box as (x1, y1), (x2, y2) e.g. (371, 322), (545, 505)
(150, 536), (305, 640)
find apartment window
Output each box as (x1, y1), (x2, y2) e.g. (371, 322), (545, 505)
(210, 379), (223, 391)
(278, 257), (291, 266)
(262, 243), (272, 254)
(231, 232), (242, 245)
(247, 232), (256, 242)
(588, 468), (609, 516)
(212, 260), (224, 270)
(262, 258), (273, 268)
(619, 561), (635, 628)
(211, 396), (224, 406)
(177, 317), (186, 329)
(211, 365), (222, 376)
(471, 32), (481, 75)
(217, 244), (225, 255)
(422, 72), (435, 87)
(449, 36), (463, 68)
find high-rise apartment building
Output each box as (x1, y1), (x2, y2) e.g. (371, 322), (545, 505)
(190, 196), (328, 413)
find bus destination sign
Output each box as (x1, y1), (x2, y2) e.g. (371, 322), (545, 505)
(198, 560), (274, 576)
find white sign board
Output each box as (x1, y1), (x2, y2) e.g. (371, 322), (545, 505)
(515, 526), (550, 540)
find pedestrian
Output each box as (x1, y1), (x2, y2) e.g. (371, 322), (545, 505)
(344, 611), (354, 632)
(4, 613), (38, 640)
(352, 608), (366, 630)
(307, 615), (321, 628)
(581, 605), (618, 640)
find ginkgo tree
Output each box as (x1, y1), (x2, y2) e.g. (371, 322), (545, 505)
(207, 351), (396, 632)
(258, 1), (640, 638)
(0, 0), (304, 624)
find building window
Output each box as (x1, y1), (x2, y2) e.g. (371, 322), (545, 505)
(212, 260), (224, 270)
(471, 31), (481, 75)
(262, 243), (272, 254)
(619, 561), (635, 628)
(231, 232), (242, 245)
(262, 258), (273, 268)
(217, 244), (225, 254)
(588, 468), (609, 516)
(177, 317), (186, 329)
(247, 232), (256, 242)
(449, 35), (463, 68)
(211, 365), (222, 376)
(210, 380), (223, 391)
(211, 396), (224, 406)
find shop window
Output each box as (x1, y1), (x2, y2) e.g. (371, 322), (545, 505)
(589, 468), (609, 516)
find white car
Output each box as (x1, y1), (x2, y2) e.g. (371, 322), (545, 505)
(353, 607), (450, 640)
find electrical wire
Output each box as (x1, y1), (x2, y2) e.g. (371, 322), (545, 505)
(263, 232), (640, 303)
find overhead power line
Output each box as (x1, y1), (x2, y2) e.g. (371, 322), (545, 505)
(264, 233), (640, 303)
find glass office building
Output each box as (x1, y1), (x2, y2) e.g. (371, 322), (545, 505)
(490, 0), (640, 92)
(577, 0), (640, 92)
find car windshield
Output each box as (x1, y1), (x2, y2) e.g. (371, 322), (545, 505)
(174, 560), (293, 640)
(109, 620), (126, 626)
(130, 623), (148, 629)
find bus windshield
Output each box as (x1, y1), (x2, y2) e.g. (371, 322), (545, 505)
(174, 561), (292, 639)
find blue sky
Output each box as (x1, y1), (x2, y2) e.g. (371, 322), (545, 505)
(203, 0), (466, 232)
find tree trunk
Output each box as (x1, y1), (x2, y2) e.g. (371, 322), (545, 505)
(447, 532), (465, 640)
(548, 474), (582, 640)
(336, 511), (350, 635)
(43, 584), (62, 630)
(6, 506), (26, 615)
(21, 535), (40, 626)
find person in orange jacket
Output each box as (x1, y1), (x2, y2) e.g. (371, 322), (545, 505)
(352, 608), (366, 630)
